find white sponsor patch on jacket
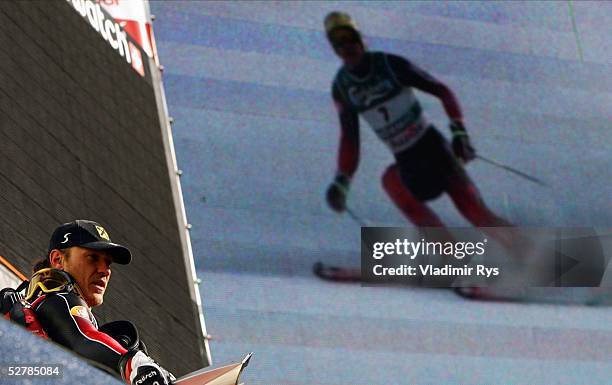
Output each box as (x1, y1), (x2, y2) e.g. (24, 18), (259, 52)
(70, 305), (90, 320)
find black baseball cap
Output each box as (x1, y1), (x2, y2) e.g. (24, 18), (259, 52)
(48, 220), (132, 264)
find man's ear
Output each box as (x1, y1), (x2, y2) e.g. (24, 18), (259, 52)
(49, 249), (64, 269)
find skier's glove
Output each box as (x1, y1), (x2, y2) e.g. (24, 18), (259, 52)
(450, 120), (476, 163)
(120, 350), (175, 385)
(326, 174), (350, 213)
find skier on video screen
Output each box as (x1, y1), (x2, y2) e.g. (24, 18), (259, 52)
(323, 11), (512, 231)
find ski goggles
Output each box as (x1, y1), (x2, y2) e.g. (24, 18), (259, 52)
(25, 268), (74, 301)
(328, 28), (361, 49)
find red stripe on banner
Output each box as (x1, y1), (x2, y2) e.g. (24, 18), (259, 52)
(113, 18), (153, 57)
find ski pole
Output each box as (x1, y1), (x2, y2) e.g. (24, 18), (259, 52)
(476, 154), (549, 187)
(346, 206), (369, 227)
(346, 206), (375, 256)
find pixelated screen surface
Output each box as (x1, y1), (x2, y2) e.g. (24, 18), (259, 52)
(151, 1), (611, 384)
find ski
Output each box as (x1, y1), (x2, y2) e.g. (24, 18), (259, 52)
(454, 287), (611, 305)
(453, 287), (524, 302)
(312, 262), (362, 283)
(313, 265), (611, 306)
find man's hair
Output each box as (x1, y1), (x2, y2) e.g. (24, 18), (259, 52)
(32, 248), (71, 274)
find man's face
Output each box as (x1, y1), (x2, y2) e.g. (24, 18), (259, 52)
(52, 247), (113, 307)
(329, 28), (365, 67)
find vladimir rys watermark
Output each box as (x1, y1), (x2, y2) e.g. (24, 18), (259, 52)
(370, 238), (498, 280)
(372, 263), (499, 278)
(361, 227), (611, 287)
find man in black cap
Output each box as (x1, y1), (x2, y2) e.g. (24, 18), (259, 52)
(41, 219), (131, 307)
(28, 220), (174, 385)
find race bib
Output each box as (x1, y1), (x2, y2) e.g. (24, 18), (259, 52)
(362, 89), (427, 153)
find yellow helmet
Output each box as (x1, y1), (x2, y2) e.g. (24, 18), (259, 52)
(324, 11), (364, 47)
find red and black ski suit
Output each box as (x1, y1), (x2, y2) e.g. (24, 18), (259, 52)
(332, 51), (509, 227)
(31, 289), (136, 381)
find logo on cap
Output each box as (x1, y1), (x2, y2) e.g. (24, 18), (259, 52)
(61, 233), (71, 244)
(95, 226), (110, 241)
